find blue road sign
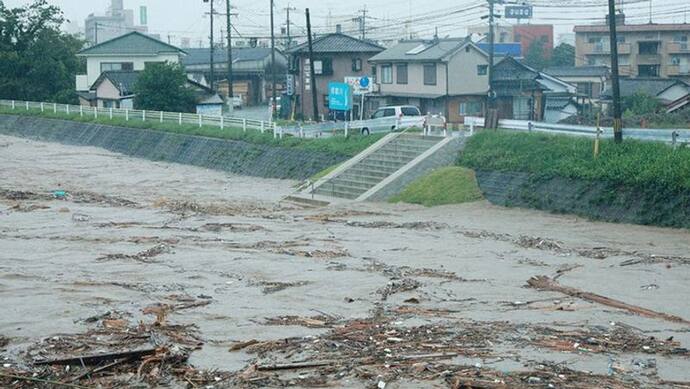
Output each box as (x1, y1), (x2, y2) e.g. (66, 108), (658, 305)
(328, 82), (352, 111)
(359, 76), (370, 88)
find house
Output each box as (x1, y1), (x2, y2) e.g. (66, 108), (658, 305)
(543, 66), (610, 101)
(195, 94), (225, 116)
(76, 31), (187, 93)
(368, 37), (490, 125)
(286, 31), (384, 121)
(601, 78), (690, 113)
(574, 17), (690, 80)
(492, 56), (577, 122)
(90, 71), (139, 108)
(182, 47), (288, 106)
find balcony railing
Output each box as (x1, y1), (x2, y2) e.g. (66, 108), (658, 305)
(668, 42), (690, 54)
(582, 42), (631, 55)
(637, 54), (662, 65)
(667, 64), (690, 76)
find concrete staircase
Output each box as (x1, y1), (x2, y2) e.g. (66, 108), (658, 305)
(313, 134), (443, 199)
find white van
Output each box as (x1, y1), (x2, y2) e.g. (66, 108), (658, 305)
(360, 105), (424, 135)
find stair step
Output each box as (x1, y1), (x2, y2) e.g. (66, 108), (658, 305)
(339, 170), (389, 181)
(328, 178), (376, 190)
(315, 184), (365, 199)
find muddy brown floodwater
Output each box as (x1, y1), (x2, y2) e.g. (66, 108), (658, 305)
(1, 134), (689, 388)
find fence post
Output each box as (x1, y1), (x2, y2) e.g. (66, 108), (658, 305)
(26, 101), (29, 111)
(142, 110), (146, 122)
(178, 112), (182, 125)
(80, 105), (83, 117)
(40, 102), (44, 112)
(279, 127), (283, 139)
(273, 123), (277, 139)
(53, 103), (56, 113)
(220, 115), (224, 130)
(109, 108), (113, 119)
(66, 105), (70, 115)
(11, 100), (15, 110)
(160, 111), (163, 123)
(672, 131), (679, 150)
(242, 118), (247, 132)
(260, 121), (265, 134)
(344, 122), (348, 137)
(94, 106), (98, 119)
(198, 114), (202, 128)
(125, 109), (129, 121)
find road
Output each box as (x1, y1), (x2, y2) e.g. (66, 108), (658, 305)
(1, 134), (689, 388)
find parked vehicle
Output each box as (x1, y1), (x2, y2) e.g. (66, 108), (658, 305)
(233, 95), (243, 109)
(360, 105), (424, 135)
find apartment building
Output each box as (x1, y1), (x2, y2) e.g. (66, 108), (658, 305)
(574, 21), (690, 80)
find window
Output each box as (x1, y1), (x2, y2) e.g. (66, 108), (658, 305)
(477, 65), (488, 76)
(352, 58), (363, 72)
(396, 64), (408, 84)
(670, 56), (681, 65)
(100, 62), (134, 72)
(459, 101), (483, 116)
(371, 108), (396, 119)
(638, 41), (659, 55)
(401, 106), (421, 116)
(674, 34), (689, 43)
(323, 94), (329, 108)
(313, 58), (333, 76)
(638, 64), (659, 77)
(423, 63), (436, 85)
(576, 82), (593, 98)
(381, 64), (393, 84)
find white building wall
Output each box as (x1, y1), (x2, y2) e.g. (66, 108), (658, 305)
(84, 53), (180, 88)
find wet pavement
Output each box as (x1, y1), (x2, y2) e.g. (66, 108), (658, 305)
(1, 134), (689, 388)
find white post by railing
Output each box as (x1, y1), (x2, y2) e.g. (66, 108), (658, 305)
(142, 110), (146, 122)
(178, 112), (182, 125)
(300, 126), (305, 138)
(242, 118), (247, 132)
(53, 103), (56, 113)
(11, 100), (15, 110)
(260, 121), (265, 133)
(109, 108), (113, 119)
(66, 105), (70, 115)
(26, 101), (29, 111)
(344, 122), (348, 137)
(273, 123), (277, 139)
(159, 111), (163, 123)
(279, 127), (283, 139)
(125, 109), (129, 121)
(40, 102), (44, 112)
(80, 105), (83, 117)
(220, 116), (224, 129)
(198, 114), (202, 128)
(94, 106), (98, 119)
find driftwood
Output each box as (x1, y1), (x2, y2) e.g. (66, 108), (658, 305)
(34, 347), (157, 366)
(527, 276), (690, 325)
(257, 361), (335, 371)
(0, 372), (88, 388)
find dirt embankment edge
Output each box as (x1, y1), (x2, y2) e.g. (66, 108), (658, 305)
(0, 114), (348, 180)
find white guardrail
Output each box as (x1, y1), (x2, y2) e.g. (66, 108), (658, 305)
(464, 116), (690, 145)
(0, 99), (291, 138)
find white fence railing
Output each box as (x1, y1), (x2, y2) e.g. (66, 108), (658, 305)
(464, 116), (690, 145)
(0, 99), (295, 139)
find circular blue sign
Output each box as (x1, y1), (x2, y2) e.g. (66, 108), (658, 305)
(359, 76), (370, 88)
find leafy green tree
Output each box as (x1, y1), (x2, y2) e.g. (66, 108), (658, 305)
(622, 92), (662, 115)
(550, 43), (575, 67)
(133, 62), (197, 112)
(0, 0), (85, 103)
(524, 37), (550, 70)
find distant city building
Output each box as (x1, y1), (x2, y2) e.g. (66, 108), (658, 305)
(468, 24), (554, 58)
(84, 0), (148, 46)
(574, 17), (690, 80)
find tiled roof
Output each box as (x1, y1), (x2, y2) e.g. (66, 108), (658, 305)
(287, 33), (384, 54)
(91, 71), (141, 95)
(543, 66), (610, 78)
(182, 48), (275, 66)
(574, 23), (690, 33)
(79, 31), (186, 56)
(601, 78), (690, 99)
(369, 37), (473, 62)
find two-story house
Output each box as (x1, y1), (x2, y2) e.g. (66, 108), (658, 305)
(76, 31), (187, 105)
(368, 37), (490, 125)
(286, 31), (384, 121)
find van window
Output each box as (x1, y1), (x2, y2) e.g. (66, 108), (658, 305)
(371, 110), (385, 119)
(401, 107), (420, 116)
(383, 108), (396, 117)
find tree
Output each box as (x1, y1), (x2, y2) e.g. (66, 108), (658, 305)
(0, 0), (85, 103)
(622, 92), (661, 116)
(550, 43), (575, 67)
(133, 62), (197, 112)
(524, 37), (550, 71)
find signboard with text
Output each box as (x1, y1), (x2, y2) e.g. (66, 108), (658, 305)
(344, 76), (374, 95)
(505, 5), (533, 19)
(328, 82), (353, 111)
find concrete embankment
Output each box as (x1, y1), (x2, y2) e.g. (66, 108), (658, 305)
(0, 114), (347, 180)
(475, 170), (690, 229)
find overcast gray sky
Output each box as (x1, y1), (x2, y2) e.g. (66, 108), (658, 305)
(3, 0), (689, 47)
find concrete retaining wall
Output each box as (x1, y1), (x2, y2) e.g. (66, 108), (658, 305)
(0, 115), (348, 180)
(476, 170), (690, 229)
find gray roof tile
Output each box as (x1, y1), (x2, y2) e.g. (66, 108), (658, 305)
(543, 66), (610, 77)
(287, 33), (384, 54)
(369, 37), (473, 62)
(79, 31), (186, 56)
(601, 78), (690, 99)
(182, 47), (275, 65)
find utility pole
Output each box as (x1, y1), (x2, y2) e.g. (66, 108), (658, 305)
(270, 0), (277, 118)
(354, 7), (367, 40)
(306, 8), (319, 122)
(226, 0), (234, 108)
(608, 0), (623, 143)
(284, 5), (297, 48)
(486, 0), (496, 128)
(94, 22), (98, 44)
(205, 0), (216, 92)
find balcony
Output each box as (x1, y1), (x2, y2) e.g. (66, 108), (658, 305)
(667, 42), (690, 54)
(637, 54), (662, 65)
(581, 42), (631, 55)
(667, 64), (690, 76)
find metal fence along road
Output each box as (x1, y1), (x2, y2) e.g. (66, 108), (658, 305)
(464, 116), (690, 145)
